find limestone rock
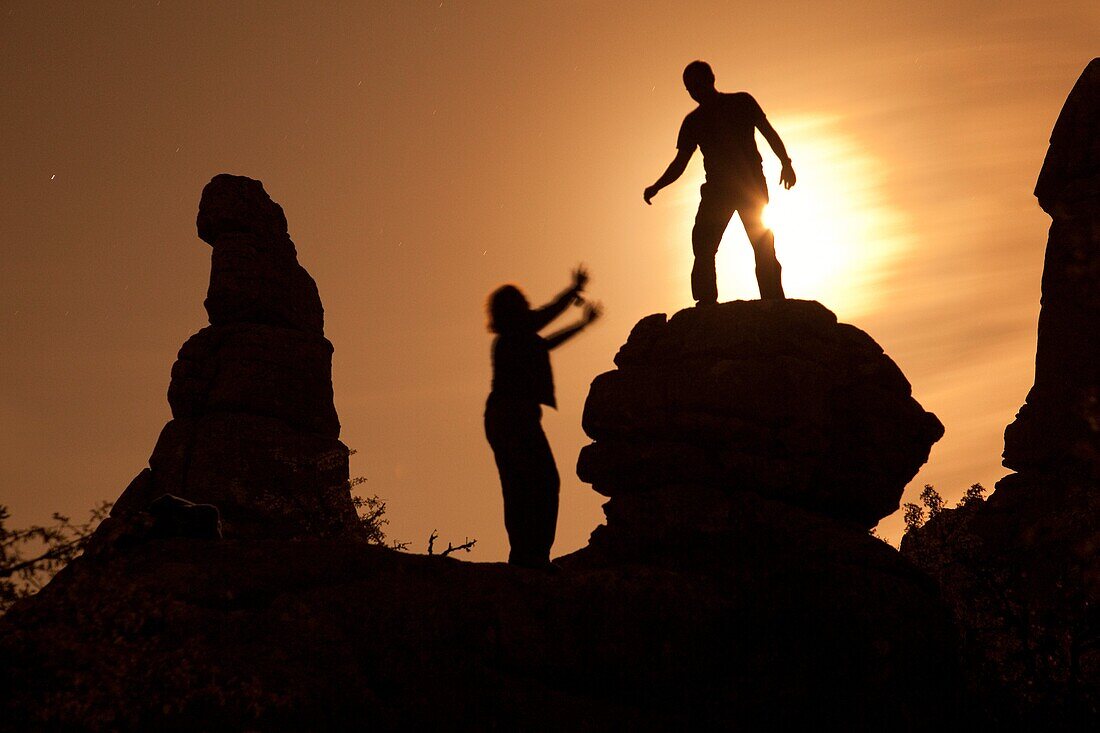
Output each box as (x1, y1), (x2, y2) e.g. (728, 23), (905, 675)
(205, 232), (324, 334)
(146, 494), (222, 540)
(577, 300), (943, 528)
(1004, 58), (1100, 479)
(168, 323), (339, 438)
(903, 60), (1100, 728)
(196, 175), (324, 334)
(1, 519), (960, 730)
(902, 474), (1100, 727)
(197, 173), (291, 250)
(100, 174), (356, 541)
(109, 415), (354, 538)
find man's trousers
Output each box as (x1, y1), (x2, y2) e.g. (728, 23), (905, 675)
(691, 182), (785, 303)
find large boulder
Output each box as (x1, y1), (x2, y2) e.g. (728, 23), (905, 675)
(577, 300), (943, 528)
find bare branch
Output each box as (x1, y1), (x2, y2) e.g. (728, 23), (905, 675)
(440, 537), (477, 557)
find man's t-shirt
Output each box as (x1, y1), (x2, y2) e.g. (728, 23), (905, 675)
(677, 92), (767, 191)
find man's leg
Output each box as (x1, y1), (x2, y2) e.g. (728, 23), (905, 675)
(738, 200), (786, 300)
(691, 186), (736, 304)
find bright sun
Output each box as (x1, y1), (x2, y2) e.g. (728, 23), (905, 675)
(675, 116), (911, 318)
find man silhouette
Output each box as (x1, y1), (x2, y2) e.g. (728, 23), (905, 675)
(644, 61), (796, 304)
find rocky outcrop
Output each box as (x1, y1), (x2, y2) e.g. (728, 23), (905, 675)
(103, 174), (357, 539)
(0, 523), (961, 731)
(1003, 58), (1100, 479)
(903, 59), (1100, 729)
(902, 473), (1100, 728)
(577, 300), (943, 529)
(0, 271), (962, 729)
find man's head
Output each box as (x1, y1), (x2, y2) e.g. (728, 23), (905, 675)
(683, 60), (717, 103)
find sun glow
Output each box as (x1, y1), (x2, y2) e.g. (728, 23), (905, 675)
(672, 116), (912, 318)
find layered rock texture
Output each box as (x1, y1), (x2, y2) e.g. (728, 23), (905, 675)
(103, 174), (357, 539)
(577, 300), (943, 529)
(903, 59), (1100, 729)
(0, 273), (961, 729)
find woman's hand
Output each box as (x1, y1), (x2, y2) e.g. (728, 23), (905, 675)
(571, 264), (590, 294)
(583, 301), (603, 325)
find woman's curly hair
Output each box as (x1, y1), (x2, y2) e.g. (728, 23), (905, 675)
(486, 284), (530, 334)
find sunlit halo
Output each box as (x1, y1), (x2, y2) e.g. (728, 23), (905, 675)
(669, 115), (912, 318)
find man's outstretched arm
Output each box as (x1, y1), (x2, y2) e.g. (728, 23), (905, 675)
(644, 147), (694, 204)
(757, 118), (796, 189)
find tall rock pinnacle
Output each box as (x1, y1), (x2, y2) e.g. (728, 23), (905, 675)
(902, 60), (1100, 727)
(1004, 58), (1100, 479)
(106, 174), (358, 538)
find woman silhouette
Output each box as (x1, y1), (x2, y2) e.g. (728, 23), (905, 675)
(484, 266), (602, 569)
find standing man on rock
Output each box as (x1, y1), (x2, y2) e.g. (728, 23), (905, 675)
(644, 61), (796, 304)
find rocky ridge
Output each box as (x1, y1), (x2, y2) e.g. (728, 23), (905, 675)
(0, 288), (959, 726)
(1, 178), (959, 730)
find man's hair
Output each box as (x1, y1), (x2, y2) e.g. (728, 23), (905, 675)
(683, 60), (715, 87)
(486, 284), (530, 334)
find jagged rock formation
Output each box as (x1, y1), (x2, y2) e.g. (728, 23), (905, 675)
(577, 300), (943, 529)
(0, 510), (960, 731)
(1004, 57), (1100, 478)
(5, 303), (958, 731)
(103, 174), (357, 539)
(903, 59), (1100, 729)
(0, 179), (960, 730)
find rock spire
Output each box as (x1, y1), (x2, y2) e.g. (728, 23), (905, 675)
(106, 174), (357, 538)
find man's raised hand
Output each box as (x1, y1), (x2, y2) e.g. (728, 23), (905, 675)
(780, 162), (797, 190)
(643, 185), (660, 205)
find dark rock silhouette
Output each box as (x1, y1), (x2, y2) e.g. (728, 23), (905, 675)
(903, 59), (1100, 729)
(578, 300), (943, 529)
(1004, 57), (1100, 479)
(146, 494), (222, 540)
(0, 249), (961, 730)
(101, 174), (357, 540)
(0, 507), (960, 731)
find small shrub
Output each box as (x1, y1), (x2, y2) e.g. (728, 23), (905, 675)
(0, 501), (112, 615)
(959, 483), (987, 507)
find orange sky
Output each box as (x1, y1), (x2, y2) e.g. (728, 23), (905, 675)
(1, 1), (1097, 558)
